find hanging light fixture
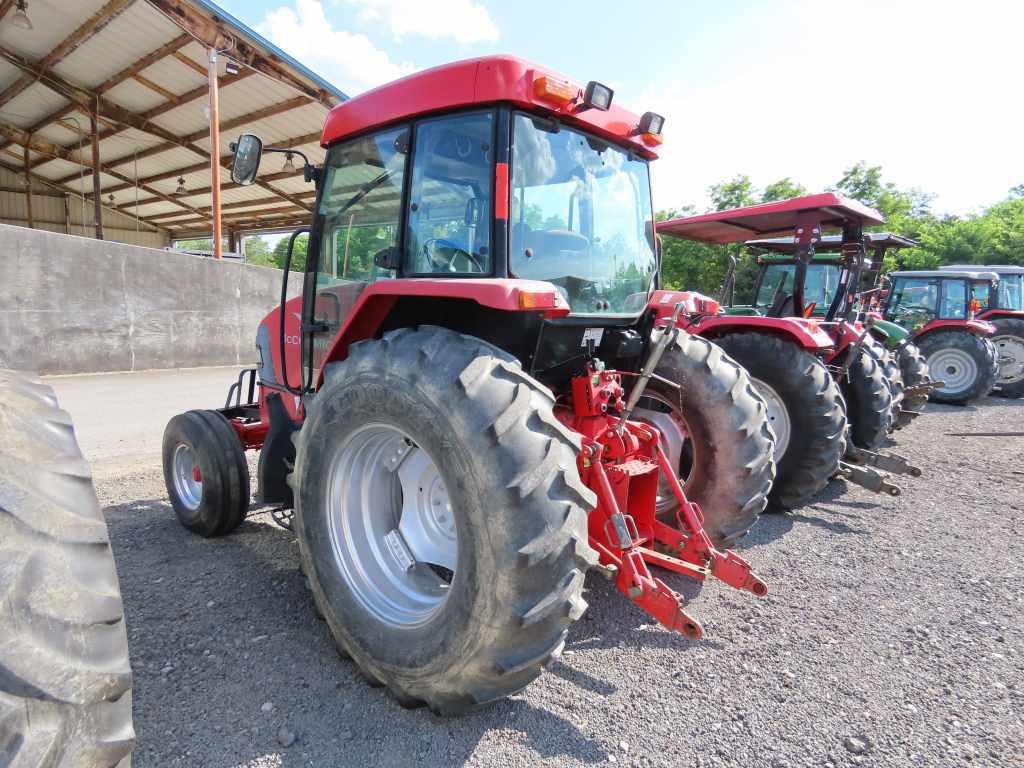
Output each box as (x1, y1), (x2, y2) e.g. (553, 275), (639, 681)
(282, 152), (296, 172)
(10, 0), (32, 30)
(175, 176), (187, 195)
(107, 193), (115, 205)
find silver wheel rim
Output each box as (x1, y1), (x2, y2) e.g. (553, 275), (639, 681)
(326, 424), (456, 629)
(928, 347), (978, 394)
(634, 393), (695, 514)
(750, 378), (791, 461)
(993, 335), (1024, 384)
(172, 443), (202, 511)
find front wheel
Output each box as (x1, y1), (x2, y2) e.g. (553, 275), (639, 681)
(990, 318), (1024, 398)
(839, 343), (893, 451)
(714, 333), (847, 508)
(292, 326), (597, 715)
(633, 332), (775, 548)
(917, 331), (998, 404)
(895, 342), (932, 428)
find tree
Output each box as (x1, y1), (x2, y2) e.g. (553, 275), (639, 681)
(244, 235), (276, 267)
(761, 178), (807, 202)
(709, 175), (756, 211)
(272, 233), (309, 271)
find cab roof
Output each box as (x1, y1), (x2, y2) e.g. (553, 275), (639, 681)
(320, 55), (660, 158)
(747, 232), (918, 254)
(891, 270), (999, 281)
(657, 193), (884, 244)
(942, 264), (1024, 275)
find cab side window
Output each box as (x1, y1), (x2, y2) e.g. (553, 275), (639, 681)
(404, 111), (494, 275)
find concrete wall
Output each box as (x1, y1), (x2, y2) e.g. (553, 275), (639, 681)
(0, 224), (301, 374)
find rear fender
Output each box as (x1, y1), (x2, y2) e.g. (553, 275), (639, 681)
(917, 319), (996, 338)
(684, 315), (835, 352)
(315, 278), (570, 387)
(976, 308), (1024, 323)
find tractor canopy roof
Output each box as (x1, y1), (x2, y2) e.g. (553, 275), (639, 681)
(941, 264), (1024, 275)
(890, 269), (1000, 281)
(656, 193), (884, 244)
(747, 232), (917, 256)
(320, 55), (660, 158)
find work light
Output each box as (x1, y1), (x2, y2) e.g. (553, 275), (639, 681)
(638, 111), (665, 136)
(583, 81), (614, 111)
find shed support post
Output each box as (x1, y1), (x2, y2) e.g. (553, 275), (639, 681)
(207, 46), (223, 259)
(90, 107), (103, 240)
(23, 143), (33, 229)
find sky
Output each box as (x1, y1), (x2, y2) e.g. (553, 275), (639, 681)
(216, 0), (1023, 217)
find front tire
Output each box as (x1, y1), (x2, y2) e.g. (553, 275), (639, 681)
(839, 343), (892, 451)
(0, 371), (135, 767)
(990, 318), (1024, 398)
(634, 331), (775, 548)
(292, 327), (597, 715)
(895, 343), (932, 428)
(714, 334), (847, 508)
(162, 409), (250, 537)
(917, 331), (998, 404)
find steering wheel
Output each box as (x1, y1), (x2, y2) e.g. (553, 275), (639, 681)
(422, 238), (485, 273)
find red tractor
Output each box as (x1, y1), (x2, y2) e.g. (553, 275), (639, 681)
(940, 264), (1024, 398)
(658, 195), (916, 501)
(883, 270), (1000, 404)
(162, 57), (773, 714)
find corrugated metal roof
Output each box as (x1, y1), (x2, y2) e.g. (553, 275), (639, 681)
(0, 0), (345, 238)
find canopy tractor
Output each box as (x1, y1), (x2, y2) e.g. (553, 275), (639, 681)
(883, 270), (1000, 403)
(746, 232), (935, 430)
(659, 195), (914, 502)
(162, 57), (775, 714)
(940, 264), (1024, 398)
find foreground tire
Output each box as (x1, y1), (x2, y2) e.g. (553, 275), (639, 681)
(917, 331), (998, 404)
(162, 409), (250, 537)
(990, 318), (1024, 398)
(895, 343), (932, 428)
(714, 334), (847, 508)
(633, 331), (775, 548)
(0, 370), (134, 767)
(839, 344), (892, 451)
(292, 326), (597, 715)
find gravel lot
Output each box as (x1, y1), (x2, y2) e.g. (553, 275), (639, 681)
(52, 370), (1024, 768)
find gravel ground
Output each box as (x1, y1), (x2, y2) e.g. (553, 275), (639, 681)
(57, 370), (1024, 768)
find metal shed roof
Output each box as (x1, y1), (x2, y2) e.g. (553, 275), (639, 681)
(0, 0), (345, 240)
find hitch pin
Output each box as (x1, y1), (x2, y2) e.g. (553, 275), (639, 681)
(617, 302), (685, 434)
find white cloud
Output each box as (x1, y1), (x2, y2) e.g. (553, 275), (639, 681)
(256, 0), (416, 94)
(344, 0), (499, 45)
(638, 0), (1024, 217)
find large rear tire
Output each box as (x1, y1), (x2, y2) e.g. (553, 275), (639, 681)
(839, 344), (892, 451)
(0, 370), (135, 767)
(895, 342), (931, 428)
(292, 327), (597, 715)
(714, 334), (847, 508)
(633, 332), (775, 548)
(917, 331), (998, 404)
(990, 318), (1024, 398)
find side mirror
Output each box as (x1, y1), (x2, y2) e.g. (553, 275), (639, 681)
(230, 133), (262, 185)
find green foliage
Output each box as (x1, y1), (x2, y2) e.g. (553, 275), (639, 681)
(243, 235), (276, 267)
(762, 178), (807, 202)
(272, 234), (309, 271)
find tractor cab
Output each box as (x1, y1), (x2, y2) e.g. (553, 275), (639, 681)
(884, 269), (999, 332)
(941, 264), (1024, 313)
(230, 57), (668, 399)
(747, 232), (917, 318)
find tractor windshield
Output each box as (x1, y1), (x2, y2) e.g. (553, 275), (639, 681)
(756, 263), (841, 311)
(509, 113), (657, 316)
